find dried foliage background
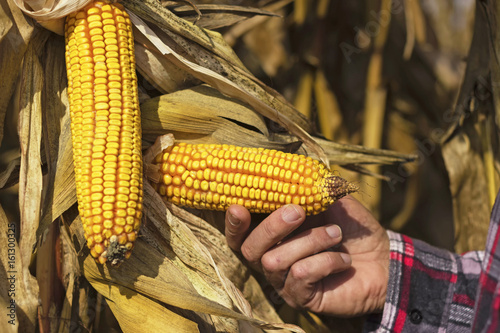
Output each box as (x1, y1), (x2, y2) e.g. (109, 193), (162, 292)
(0, 0), (499, 332)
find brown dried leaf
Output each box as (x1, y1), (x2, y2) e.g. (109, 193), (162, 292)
(0, 203), (39, 331)
(18, 29), (48, 271)
(135, 43), (200, 94)
(94, 282), (200, 333)
(83, 240), (264, 325)
(125, 4), (326, 163)
(123, 0), (247, 69)
(0, 0), (34, 146)
(169, 4), (279, 30)
(13, 0), (91, 20)
(140, 85), (272, 146)
(38, 34), (76, 239)
(167, 204), (286, 326)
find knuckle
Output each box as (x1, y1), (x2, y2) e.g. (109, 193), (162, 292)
(325, 252), (343, 268)
(289, 262), (308, 281)
(261, 253), (280, 272)
(241, 243), (259, 265)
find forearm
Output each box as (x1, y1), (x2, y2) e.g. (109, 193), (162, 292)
(364, 231), (483, 333)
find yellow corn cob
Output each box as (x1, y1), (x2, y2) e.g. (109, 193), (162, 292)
(152, 143), (358, 215)
(65, 1), (143, 265)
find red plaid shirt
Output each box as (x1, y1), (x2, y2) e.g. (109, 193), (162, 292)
(365, 192), (500, 332)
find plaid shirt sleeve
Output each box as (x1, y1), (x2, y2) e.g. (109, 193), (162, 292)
(364, 191), (500, 333)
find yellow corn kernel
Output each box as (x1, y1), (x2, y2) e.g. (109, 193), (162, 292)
(65, 0), (142, 266)
(153, 143), (358, 215)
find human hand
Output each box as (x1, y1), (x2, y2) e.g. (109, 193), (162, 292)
(225, 196), (390, 317)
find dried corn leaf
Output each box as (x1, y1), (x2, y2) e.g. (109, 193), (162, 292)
(18, 29), (47, 268)
(83, 240), (265, 326)
(0, 203), (39, 331)
(167, 203), (286, 326)
(13, 0), (91, 20)
(0, 0), (34, 146)
(38, 36), (76, 240)
(93, 282), (199, 333)
(57, 223), (80, 333)
(0, 204), (18, 333)
(141, 86), (416, 167)
(123, 0), (247, 69)
(125, 7), (327, 163)
(275, 134), (417, 166)
(140, 85), (271, 144)
(142, 182), (247, 313)
(169, 4), (279, 30)
(135, 43), (200, 94)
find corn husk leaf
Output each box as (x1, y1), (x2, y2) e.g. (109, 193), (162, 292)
(0, 0), (34, 146)
(0, 205), (21, 333)
(13, 0), (91, 20)
(93, 281), (200, 333)
(123, 2), (327, 163)
(17, 27), (47, 319)
(0, 203), (39, 332)
(38, 34), (76, 241)
(134, 43), (201, 94)
(168, 3), (280, 30)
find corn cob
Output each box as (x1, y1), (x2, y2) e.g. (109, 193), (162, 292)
(65, 1), (143, 265)
(152, 143), (358, 215)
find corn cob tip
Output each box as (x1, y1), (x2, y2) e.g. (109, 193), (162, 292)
(105, 236), (132, 266)
(321, 174), (359, 202)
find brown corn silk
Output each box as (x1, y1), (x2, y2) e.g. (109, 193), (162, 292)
(152, 142), (358, 215)
(65, 1), (143, 265)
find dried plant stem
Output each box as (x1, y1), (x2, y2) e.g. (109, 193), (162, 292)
(361, 0), (392, 215)
(480, 116), (497, 209)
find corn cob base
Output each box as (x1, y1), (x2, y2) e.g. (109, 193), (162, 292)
(65, 1), (143, 265)
(152, 143), (358, 215)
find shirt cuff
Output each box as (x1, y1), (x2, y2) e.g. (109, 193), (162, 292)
(364, 230), (480, 332)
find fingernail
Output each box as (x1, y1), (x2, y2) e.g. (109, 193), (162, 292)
(228, 212), (240, 227)
(282, 205), (301, 223)
(340, 252), (351, 264)
(326, 225), (341, 238)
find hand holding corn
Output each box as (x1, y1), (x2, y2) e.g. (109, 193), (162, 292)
(224, 197), (390, 317)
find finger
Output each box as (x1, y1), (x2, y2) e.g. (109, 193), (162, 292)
(261, 224), (343, 288)
(281, 251), (351, 310)
(241, 204), (305, 266)
(225, 205), (251, 251)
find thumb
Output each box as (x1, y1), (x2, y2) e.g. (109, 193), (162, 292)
(225, 205), (251, 251)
